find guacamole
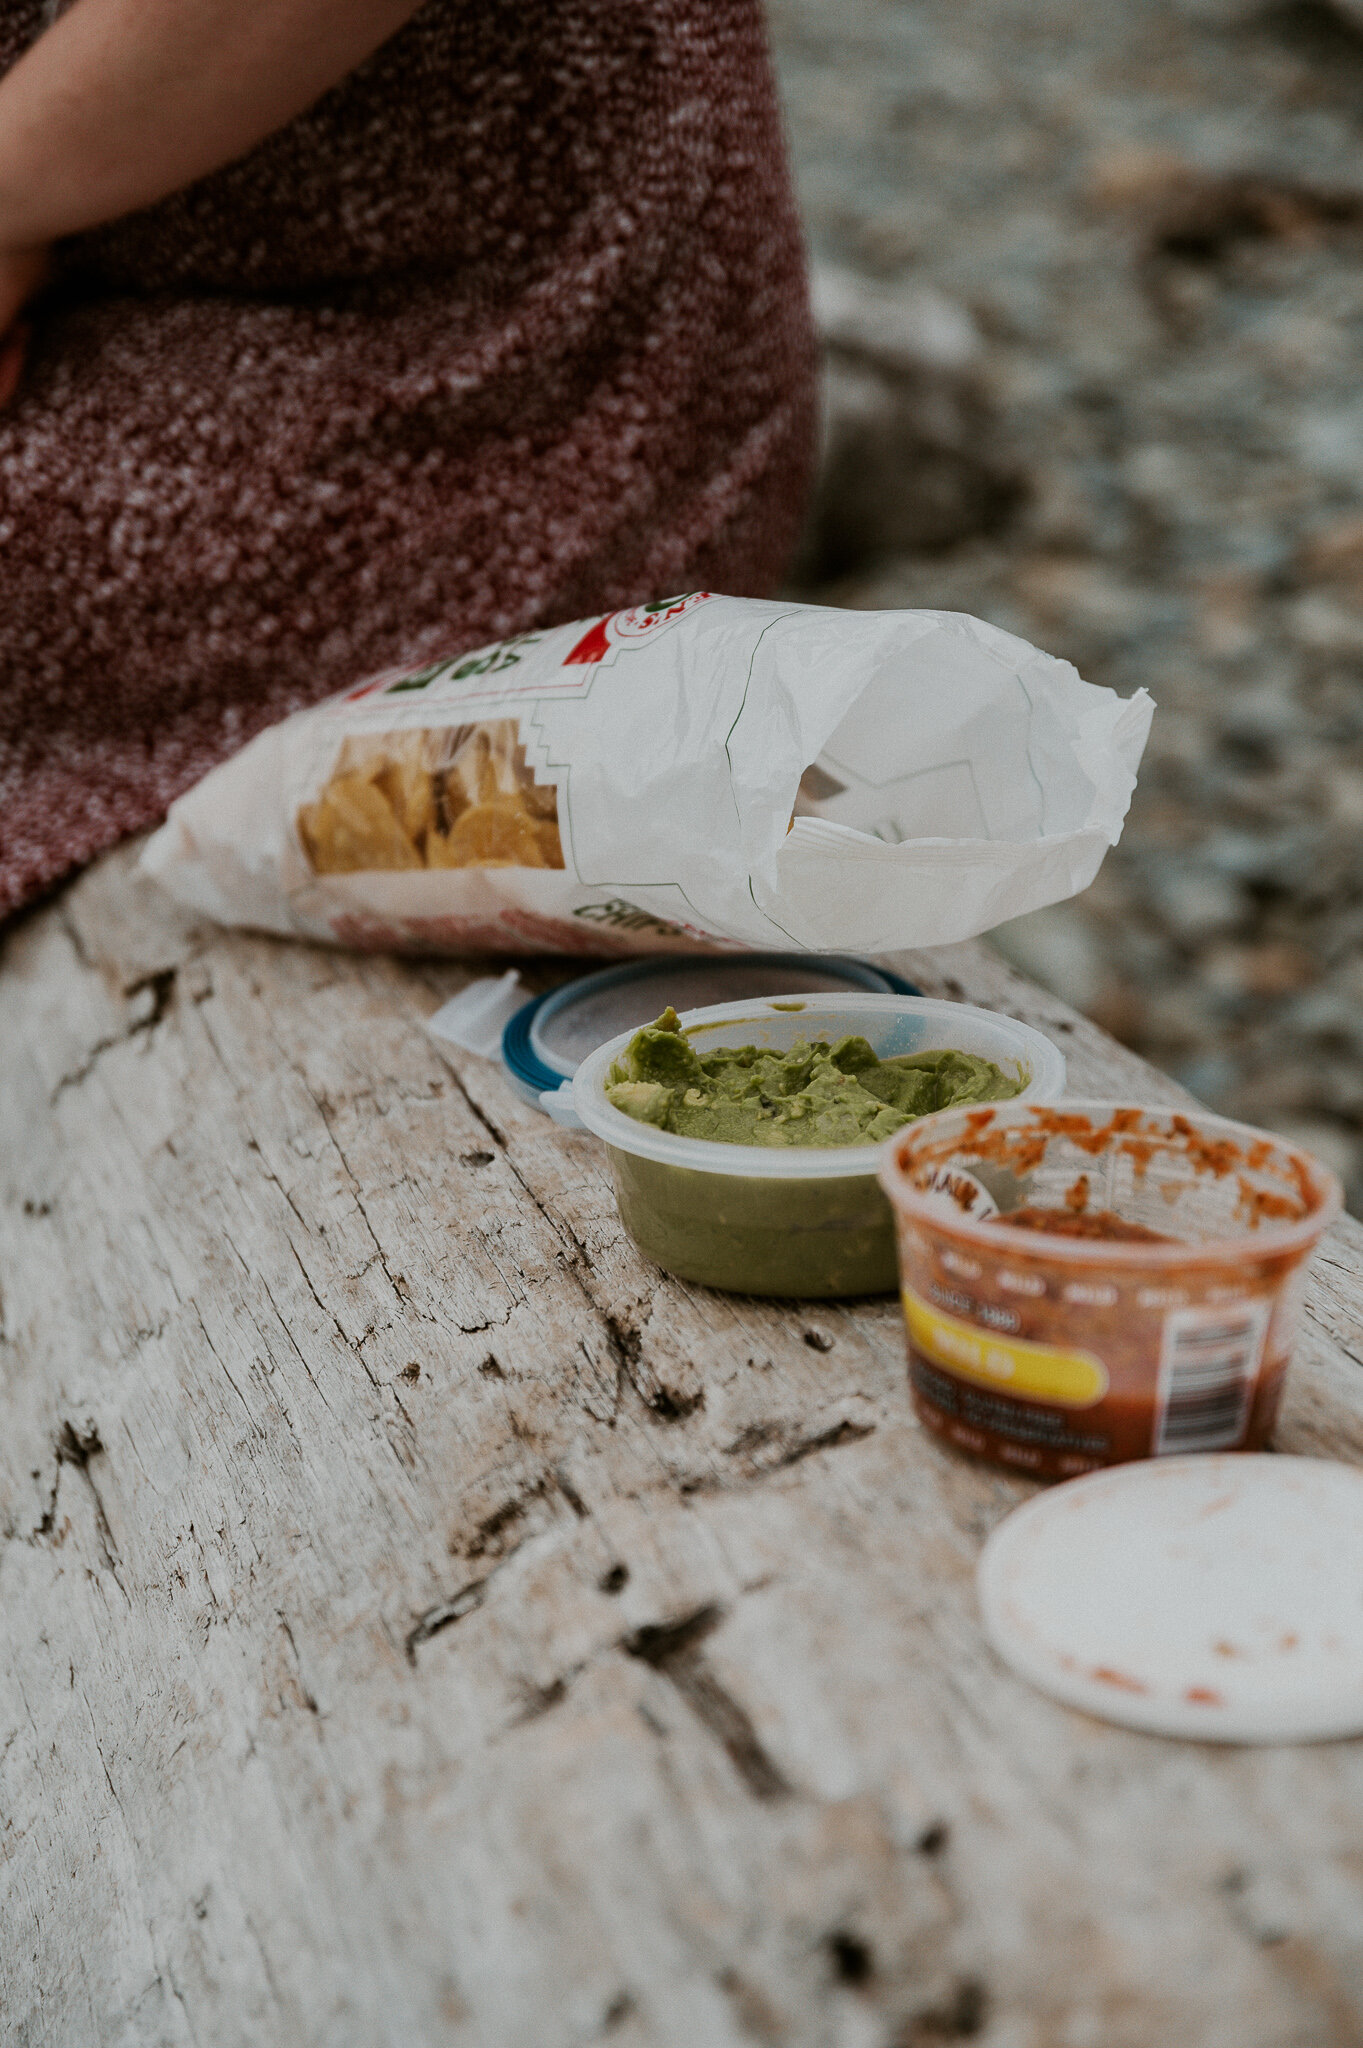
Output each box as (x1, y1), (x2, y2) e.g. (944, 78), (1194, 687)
(604, 1008), (1023, 1148)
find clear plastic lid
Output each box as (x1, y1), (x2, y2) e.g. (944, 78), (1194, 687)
(526, 954), (914, 1082)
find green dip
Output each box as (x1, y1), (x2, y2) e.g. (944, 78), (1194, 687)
(604, 1007), (1023, 1148)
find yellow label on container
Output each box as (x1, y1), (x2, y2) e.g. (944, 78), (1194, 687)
(903, 1290), (1109, 1408)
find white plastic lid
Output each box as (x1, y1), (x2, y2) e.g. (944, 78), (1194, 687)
(978, 1455), (1363, 1743)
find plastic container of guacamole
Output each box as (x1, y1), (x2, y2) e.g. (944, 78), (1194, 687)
(572, 994), (1066, 1298)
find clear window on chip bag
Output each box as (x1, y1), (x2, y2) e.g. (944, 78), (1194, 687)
(295, 719), (564, 875)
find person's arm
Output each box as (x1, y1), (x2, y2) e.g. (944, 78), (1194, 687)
(0, 0), (428, 337)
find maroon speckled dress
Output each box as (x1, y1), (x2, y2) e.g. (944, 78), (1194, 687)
(0, 0), (816, 916)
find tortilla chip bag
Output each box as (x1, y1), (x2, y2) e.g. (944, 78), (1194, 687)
(143, 592), (1151, 957)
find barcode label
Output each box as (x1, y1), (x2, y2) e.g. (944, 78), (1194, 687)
(1154, 1302), (1271, 1455)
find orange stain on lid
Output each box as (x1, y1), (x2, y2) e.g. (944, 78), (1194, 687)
(1091, 1666), (1147, 1693)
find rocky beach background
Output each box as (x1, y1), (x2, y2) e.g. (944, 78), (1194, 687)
(771, 0), (1363, 1212)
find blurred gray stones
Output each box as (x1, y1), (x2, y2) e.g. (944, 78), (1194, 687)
(800, 265), (1023, 577)
(772, 0), (1363, 1209)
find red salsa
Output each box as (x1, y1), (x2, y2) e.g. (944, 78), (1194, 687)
(987, 1207), (1176, 1243)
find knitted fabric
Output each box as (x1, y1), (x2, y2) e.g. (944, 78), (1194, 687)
(0, 0), (816, 916)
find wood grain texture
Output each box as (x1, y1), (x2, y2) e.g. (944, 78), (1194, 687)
(4, 843), (1363, 2048)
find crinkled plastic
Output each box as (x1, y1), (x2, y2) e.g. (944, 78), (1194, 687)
(142, 591), (1153, 957)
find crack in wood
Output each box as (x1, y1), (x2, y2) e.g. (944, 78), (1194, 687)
(594, 1307), (646, 1430)
(441, 1064), (651, 1420)
(554, 1468), (590, 1519)
(277, 1613), (321, 1718)
(253, 1263), (359, 1406)
(126, 967), (178, 1028)
(896, 1978), (989, 2044)
(455, 1465), (591, 1566)
(405, 1577), (489, 1663)
(601, 1312), (712, 1427)
(192, 1302), (266, 1439)
(454, 1310), (512, 1336)
(595, 1306), (640, 1366)
(443, 1072), (508, 1153)
(622, 1605), (791, 1802)
(32, 1421), (126, 1591)
(163, 1959), (203, 2048)
(299, 1078), (408, 1304)
(464, 1481), (550, 1561)
(56, 903), (95, 970)
(441, 1062), (690, 1426)
(717, 1965), (789, 2043)
(441, 1061), (724, 1440)
(49, 968), (178, 1102)
(600, 1989), (636, 2032)
(678, 1415), (878, 1495)
(724, 1416), (877, 1475)
(511, 1669), (582, 1724)
(564, 1328), (624, 1428)
(280, 1233), (365, 1365)
(637, 1378), (705, 1422)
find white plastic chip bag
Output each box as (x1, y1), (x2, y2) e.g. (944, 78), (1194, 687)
(142, 592), (1152, 957)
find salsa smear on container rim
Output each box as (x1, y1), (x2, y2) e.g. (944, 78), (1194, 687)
(987, 1207), (1175, 1242)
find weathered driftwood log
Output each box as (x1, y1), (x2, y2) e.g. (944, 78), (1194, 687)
(3, 844), (1363, 2048)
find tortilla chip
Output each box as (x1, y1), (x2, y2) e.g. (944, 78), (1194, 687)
(322, 731), (440, 855)
(375, 755), (437, 848)
(298, 774), (423, 873)
(300, 720), (564, 873)
(441, 768), (471, 830)
(445, 733), (490, 812)
(532, 816), (564, 866)
(455, 799), (544, 867)
(427, 797), (563, 869)
(520, 780), (559, 821)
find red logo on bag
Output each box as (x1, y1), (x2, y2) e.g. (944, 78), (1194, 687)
(562, 591), (713, 666)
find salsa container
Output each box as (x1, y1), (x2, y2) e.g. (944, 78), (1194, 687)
(878, 1099), (1342, 1476)
(572, 994), (1066, 1298)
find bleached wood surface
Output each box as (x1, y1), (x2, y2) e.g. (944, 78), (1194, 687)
(4, 842), (1363, 2048)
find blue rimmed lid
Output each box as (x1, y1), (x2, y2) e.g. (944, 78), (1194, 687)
(501, 953), (921, 1107)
